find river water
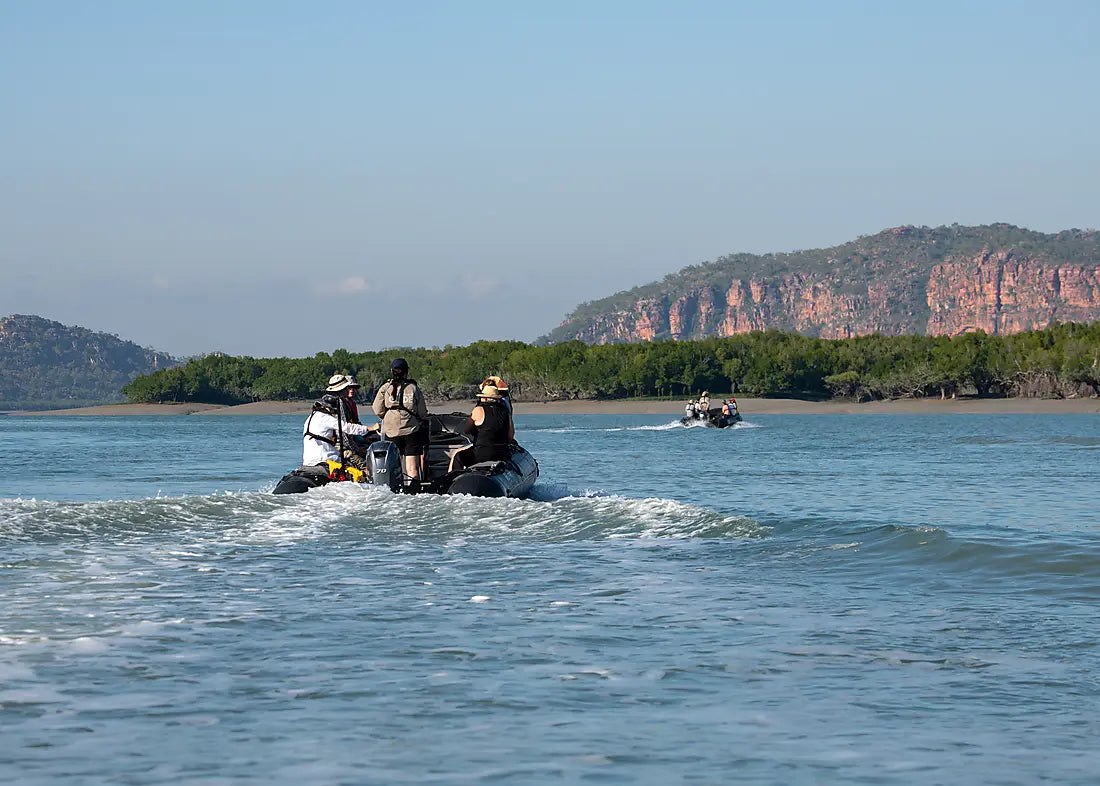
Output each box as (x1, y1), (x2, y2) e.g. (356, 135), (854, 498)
(1, 412), (1098, 784)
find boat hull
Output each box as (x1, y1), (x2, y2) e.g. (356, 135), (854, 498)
(680, 408), (742, 429)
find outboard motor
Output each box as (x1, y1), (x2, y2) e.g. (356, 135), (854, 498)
(366, 440), (402, 492)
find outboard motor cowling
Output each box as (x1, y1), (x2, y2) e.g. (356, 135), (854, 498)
(366, 440), (402, 492)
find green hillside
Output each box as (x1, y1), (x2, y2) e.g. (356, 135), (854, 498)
(0, 315), (177, 410)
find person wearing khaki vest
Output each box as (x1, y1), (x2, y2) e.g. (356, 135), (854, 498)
(371, 358), (429, 484)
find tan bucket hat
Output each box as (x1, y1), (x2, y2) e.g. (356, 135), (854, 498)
(478, 384), (503, 399)
(326, 374), (360, 392)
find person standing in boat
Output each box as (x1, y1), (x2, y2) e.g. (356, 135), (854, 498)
(465, 383), (514, 463)
(697, 391), (711, 415)
(372, 358), (430, 485)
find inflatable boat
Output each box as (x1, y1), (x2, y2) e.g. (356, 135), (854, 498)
(680, 407), (742, 429)
(273, 412), (539, 498)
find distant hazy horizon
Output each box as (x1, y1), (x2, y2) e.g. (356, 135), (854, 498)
(3, 1), (1097, 357)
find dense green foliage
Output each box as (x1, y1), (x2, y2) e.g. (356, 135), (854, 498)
(0, 315), (176, 410)
(123, 322), (1100, 404)
(540, 223), (1100, 344)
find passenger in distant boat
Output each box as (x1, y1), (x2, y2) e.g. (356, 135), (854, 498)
(372, 358), (430, 484)
(480, 375), (513, 415)
(465, 384), (515, 463)
(302, 381), (379, 470)
(697, 391), (710, 413)
(685, 400), (697, 418)
(728, 396), (739, 416)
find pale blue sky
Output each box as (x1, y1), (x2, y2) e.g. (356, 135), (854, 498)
(2, 1), (1097, 356)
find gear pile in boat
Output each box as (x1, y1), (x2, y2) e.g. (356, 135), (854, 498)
(274, 412), (539, 497)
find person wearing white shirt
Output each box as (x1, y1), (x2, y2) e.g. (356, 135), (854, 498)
(302, 392), (379, 467)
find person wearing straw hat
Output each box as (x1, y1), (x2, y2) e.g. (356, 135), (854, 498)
(479, 375), (513, 416)
(464, 383), (514, 464)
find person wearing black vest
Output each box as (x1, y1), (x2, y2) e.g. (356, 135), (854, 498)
(464, 384), (514, 463)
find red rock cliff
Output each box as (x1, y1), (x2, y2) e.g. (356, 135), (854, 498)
(543, 225), (1100, 344)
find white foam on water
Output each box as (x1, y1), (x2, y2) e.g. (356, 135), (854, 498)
(1, 476), (762, 544)
(469, 595), (491, 603)
(69, 637), (110, 654)
(615, 421), (684, 432)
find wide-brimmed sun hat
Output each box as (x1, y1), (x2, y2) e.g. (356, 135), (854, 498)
(481, 375), (509, 391)
(478, 384), (503, 399)
(326, 373), (360, 392)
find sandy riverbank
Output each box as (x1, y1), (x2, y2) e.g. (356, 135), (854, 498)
(8, 396), (1099, 417)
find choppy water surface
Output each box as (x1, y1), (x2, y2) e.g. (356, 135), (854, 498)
(1, 413), (1098, 784)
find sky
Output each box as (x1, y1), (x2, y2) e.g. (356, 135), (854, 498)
(2, 1), (1098, 357)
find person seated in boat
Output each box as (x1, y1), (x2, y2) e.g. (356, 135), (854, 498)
(302, 384), (380, 472)
(685, 400), (697, 418)
(480, 375), (513, 415)
(697, 391), (710, 414)
(324, 374), (378, 466)
(464, 384), (514, 463)
(372, 358), (430, 484)
(727, 396), (739, 416)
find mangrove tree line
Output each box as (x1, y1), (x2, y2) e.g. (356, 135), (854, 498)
(121, 322), (1100, 405)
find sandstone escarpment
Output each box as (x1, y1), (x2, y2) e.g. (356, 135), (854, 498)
(542, 225), (1100, 344)
(927, 250), (1100, 335)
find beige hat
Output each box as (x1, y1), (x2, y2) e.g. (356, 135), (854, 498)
(480, 375), (509, 391)
(478, 384), (503, 399)
(326, 374), (360, 392)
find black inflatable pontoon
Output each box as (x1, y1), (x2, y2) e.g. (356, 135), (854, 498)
(680, 407), (742, 429)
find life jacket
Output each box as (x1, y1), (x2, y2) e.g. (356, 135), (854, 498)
(304, 395), (342, 445)
(381, 377), (423, 423)
(325, 459), (364, 483)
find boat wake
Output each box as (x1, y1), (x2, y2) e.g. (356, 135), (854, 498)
(533, 420), (759, 433)
(0, 486), (764, 545)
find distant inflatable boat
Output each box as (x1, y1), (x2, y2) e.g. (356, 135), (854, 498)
(273, 412), (539, 498)
(680, 407), (742, 429)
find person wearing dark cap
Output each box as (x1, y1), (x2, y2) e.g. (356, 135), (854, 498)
(371, 358), (430, 486)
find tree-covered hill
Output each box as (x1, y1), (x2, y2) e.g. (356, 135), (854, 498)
(0, 315), (178, 410)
